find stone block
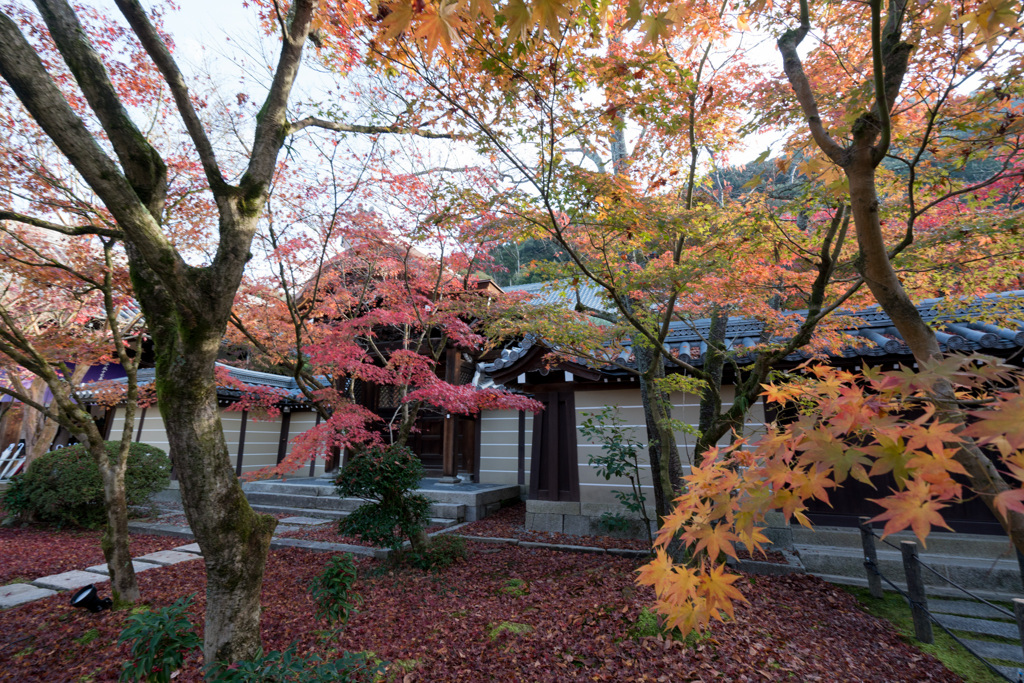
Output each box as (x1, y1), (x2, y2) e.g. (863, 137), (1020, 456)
(525, 512), (563, 533)
(33, 571), (109, 592)
(134, 550), (204, 566)
(525, 500), (579, 515)
(173, 543), (203, 555)
(561, 514), (594, 538)
(84, 560), (161, 575)
(279, 516), (332, 526)
(0, 583), (57, 608)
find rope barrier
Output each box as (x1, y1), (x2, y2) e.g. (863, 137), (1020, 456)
(862, 527), (1016, 619)
(864, 558), (1015, 683)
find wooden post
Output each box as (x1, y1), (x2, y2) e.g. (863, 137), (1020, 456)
(901, 541), (933, 644)
(859, 517), (883, 599)
(440, 348), (460, 481)
(1016, 549), (1024, 592)
(1013, 598), (1024, 665)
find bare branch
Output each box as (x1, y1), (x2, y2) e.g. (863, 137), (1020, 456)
(289, 117), (458, 139)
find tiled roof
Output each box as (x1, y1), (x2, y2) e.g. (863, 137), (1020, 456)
(503, 281), (613, 313)
(79, 363), (311, 405)
(487, 290), (1024, 375)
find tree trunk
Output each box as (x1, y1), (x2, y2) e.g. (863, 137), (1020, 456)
(695, 309), (728, 465)
(846, 153), (1024, 552)
(150, 320), (276, 664)
(96, 447), (139, 603)
(635, 343), (684, 522)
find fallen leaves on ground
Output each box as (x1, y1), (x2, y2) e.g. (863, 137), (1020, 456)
(457, 502), (652, 550)
(0, 527), (184, 584)
(0, 541), (960, 682)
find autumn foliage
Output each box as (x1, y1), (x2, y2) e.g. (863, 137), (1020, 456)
(639, 355), (1024, 633)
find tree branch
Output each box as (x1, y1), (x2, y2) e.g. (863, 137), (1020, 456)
(288, 116), (457, 139)
(777, 0), (846, 163)
(0, 210), (122, 238)
(113, 0), (226, 192)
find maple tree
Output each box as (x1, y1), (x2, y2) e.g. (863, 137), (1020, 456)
(0, 222), (148, 603)
(230, 169), (541, 479)
(0, 0), (458, 664)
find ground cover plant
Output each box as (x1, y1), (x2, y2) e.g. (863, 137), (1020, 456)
(0, 544), (961, 682)
(0, 527), (183, 585)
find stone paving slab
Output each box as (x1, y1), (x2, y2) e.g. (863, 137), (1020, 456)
(269, 537), (383, 558)
(84, 560), (161, 575)
(173, 543), (203, 555)
(934, 612), (1019, 639)
(279, 516), (332, 526)
(134, 550), (204, 566)
(32, 570), (109, 592)
(127, 522), (195, 540)
(962, 638), (1024, 664)
(0, 583), (57, 608)
(929, 598), (1014, 620)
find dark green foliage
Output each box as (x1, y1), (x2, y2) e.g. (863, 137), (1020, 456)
(335, 444), (430, 551)
(0, 473), (30, 517)
(118, 596), (201, 683)
(308, 554), (361, 627)
(406, 534), (467, 571)
(209, 644), (383, 683)
(578, 408), (653, 545)
(8, 442), (170, 528)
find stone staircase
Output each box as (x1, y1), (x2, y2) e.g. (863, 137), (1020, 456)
(788, 525), (1024, 598)
(241, 477), (521, 528)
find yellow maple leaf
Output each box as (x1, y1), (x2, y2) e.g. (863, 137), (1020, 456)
(531, 0), (571, 39)
(415, 0), (462, 55)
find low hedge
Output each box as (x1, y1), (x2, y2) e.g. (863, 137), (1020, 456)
(3, 441), (171, 527)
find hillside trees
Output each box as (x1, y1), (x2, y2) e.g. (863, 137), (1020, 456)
(0, 0), (454, 663)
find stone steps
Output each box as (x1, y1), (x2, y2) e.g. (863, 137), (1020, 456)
(796, 542), (1024, 595)
(790, 525), (1016, 560)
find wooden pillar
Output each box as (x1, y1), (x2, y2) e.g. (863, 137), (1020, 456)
(440, 348), (461, 480)
(308, 412), (321, 477)
(134, 407), (146, 443)
(545, 392), (559, 501)
(517, 410), (526, 486)
(275, 411), (292, 465)
(235, 410), (248, 477)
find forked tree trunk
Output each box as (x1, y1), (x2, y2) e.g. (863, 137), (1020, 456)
(636, 343), (684, 522)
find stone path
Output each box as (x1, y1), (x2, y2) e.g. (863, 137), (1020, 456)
(0, 516), (340, 611)
(926, 598), (1024, 680)
(0, 542), (202, 609)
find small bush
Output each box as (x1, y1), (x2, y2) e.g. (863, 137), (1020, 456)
(210, 644), (383, 683)
(0, 473), (31, 518)
(406, 534), (467, 571)
(335, 444), (430, 551)
(118, 595), (201, 683)
(10, 441), (170, 528)
(309, 554), (361, 627)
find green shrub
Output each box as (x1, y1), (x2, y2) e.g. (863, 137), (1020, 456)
(209, 645), (383, 682)
(1, 473), (31, 518)
(406, 534), (467, 571)
(309, 554), (361, 627)
(335, 444), (430, 551)
(11, 441), (170, 528)
(118, 595), (201, 683)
